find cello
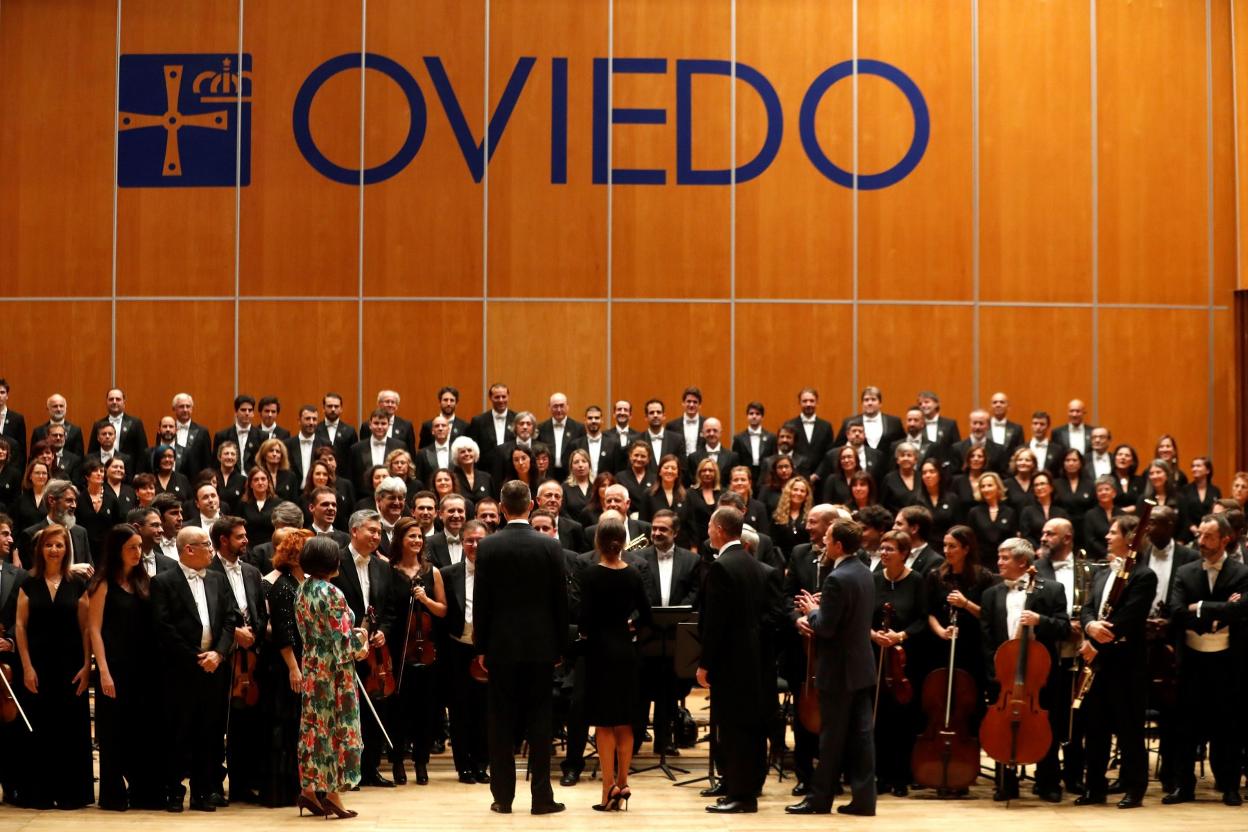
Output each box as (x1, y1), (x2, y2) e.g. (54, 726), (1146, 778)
(980, 567), (1052, 771)
(911, 606), (980, 792)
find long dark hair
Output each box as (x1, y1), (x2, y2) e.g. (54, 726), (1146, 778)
(390, 516), (430, 576)
(88, 524), (150, 598)
(937, 524), (982, 589)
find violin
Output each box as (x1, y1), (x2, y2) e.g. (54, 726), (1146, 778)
(0, 624), (18, 724)
(469, 655), (489, 683)
(401, 576), (436, 668)
(880, 602), (912, 705)
(980, 566), (1052, 768)
(797, 630), (821, 733)
(230, 645), (260, 708)
(912, 606), (980, 792)
(363, 605), (396, 700)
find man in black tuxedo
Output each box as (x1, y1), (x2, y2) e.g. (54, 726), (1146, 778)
(473, 481), (569, 815)
(377, 389), (417, 452)
(374, 477), (407, 558)
(307, 487), (351, 546)
(535, 481), (588, 552)
(536, 392), (584, 482)
(0, 378), (27, 467)
(207, 516), (268, 803)
(642, 399), (686, 473)
(1163, 513), (1248, 806)
(836, 386), (904, 451)
(584, 484), (651, 542)
(787, 518), (876, 816)
(417, 386), (469, 450)
(19, 479), (93, 572)
(917, 391), (960, 449)
(129, 506), (180, 577)
(31, 393), (85, 458)
(150, 526), (240, 812)
(332, 510), (395, 788)
(568, 405), (618, 481)
(44, 423), (81, 481)
(349, 409), (404, 494)
(415, 415), (455, 484)
(732, 401), (776, 485)
(285, 404), (329, 486)
(760, 424), (812, 481)
(0, 513), (28, 804)
(988, 391), (1025, 455)
(439, 520), (491, 783)
(687, 418), (739, 488)
(85, 423), (133, 483)
(893, 506), (945, 576)
(636, 510), (699, 755)
(980, 538), (1071, 802)
(785, 388), (835, 468)
(316, 392), (358, 474)
(1026, 411), (1067, 477)
(698, 507), (778, 814)
(255, 397), (290, 442)
(213, 395), (261, 471)
(666, 387), (706, 459)
(1087, 427), (1114, 479)
(890, 407), (941, 471)
(816, 422), (884, 485)
(89, 388), (148, 462)
(1076, 514), (1157, 809)
(171, 393), (213, 478)
(1051, 399), (1095, 458)
(468, 382), (515, 465)
(610, 400), (643, 449)
(951, 409), (1009, 474)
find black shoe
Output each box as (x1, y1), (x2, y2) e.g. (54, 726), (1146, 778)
(209, 792), (229, 807)
(700, 782), (728, 798)
(837, 803), (876, 816)
(391, 762), (408, 785)
(1117, 794), (1144, 809)
(432, 739), (446, 754)
(560, 770), (581, 787)
(791, 781), (811, 796)
(473, 769), (490, 784)
(229, 789), (258, 804)
(661, 745), (681, 757)
(531, 801), (565, 815)
(188, 797), (216, 812)
(1107, 779), (1125, 795)
(1038, 789), (1063, 803)
(360, 770), (395, 788)
(1074, 793), (1106, 806)
(1065, 781), (1085, 796)
(165, 796), (184, 813)
(785, 798), (831, 814)
(706, 799), (757, 813)
(1162, 789), (1195, 805)
(99, 799), (128, 812)
(490, 802), (511, 814)
(892, 784), (909, 798)
(459, 772), (476, 784)
(415, 764), (428, 786)
(1224, 790), (1243, 807)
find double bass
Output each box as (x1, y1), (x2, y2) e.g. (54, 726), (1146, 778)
(912, 606), (980, 792)
(980, 567), (1052, 770)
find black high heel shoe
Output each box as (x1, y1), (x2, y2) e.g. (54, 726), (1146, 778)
(616, 785), (631, 811)
(296, 794), (325, 817)
(593, 785), (623, 811)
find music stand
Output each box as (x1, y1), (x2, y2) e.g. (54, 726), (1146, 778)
(633, 607), (696, 780)
(672, 621), (717, 789)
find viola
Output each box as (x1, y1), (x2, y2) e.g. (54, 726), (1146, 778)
(363, 605), (397, 700)
(980, 567), (1052, 768)
(880, 602), (912, 705)
(912, 607), (980, 792)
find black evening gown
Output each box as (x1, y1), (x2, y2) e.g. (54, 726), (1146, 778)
(386, 566), (440, 769)
(871, 570), (928, 789)
(259, 572), (302, 807)
(579, 563), (651, 726)
(19, 576), (94, 809)
(924, 566), (998, 729)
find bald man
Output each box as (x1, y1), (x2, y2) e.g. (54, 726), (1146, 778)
(1052, 399), (1096, 457)
(687, 418), (740, 489)
(537, 392), (585, 481)
(31, 393), (84, 458)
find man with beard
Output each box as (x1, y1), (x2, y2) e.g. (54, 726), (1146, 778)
(20, 479), (92, 573)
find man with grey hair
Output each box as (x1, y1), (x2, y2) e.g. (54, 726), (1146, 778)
(377, 388), (416, 451)
(31, 393), (85, 458)
(375, 476), (408, 557)
(980, 537), (1070, 803)
(538, 393), (584, 481)
(171, 392), (212, 476)
(20, 479), (93, 574)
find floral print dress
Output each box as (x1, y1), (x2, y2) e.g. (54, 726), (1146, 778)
(295, 577), (366, 792)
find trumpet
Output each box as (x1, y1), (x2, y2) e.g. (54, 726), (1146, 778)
(625, 534), (650, 552)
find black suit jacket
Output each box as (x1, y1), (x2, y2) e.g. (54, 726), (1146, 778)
(638, 545), (699, 607)
(568, 433), (622, 481)
(417, 415), (468, 451)
(473, 520), (569, 664)
(0, 560), (29, 659)
(78, 450), (133, 484)
(836, 413), (905, 450)
(815, 444), (885, 483)
(89, 414), (148, 461)
(19, 519), (92, 570)
(208, 556), (269, 641)
(785, 416), (835, 465)
(1138, 541), (1199, 611)
(348, 436), (405, 492)
(150, 567), (240, 671)
(731, 429), (777, 481)
(213, 425), (263, 471)
(315, 420), (358, 473)
(1025, 440), (1068, 477)
(980, 579), (1070, 684)
(555, 516), (588, 554)
(1051, 424), (1097, 457)
(332, 549), (395, 636)
(284, 433), (331, 485)
(440, 559), (470, 641)
(809, 555), (876, 693)
(1081, 562), (1157, 665)
(468, 409), (516, 462)
(388, 415), (416, 452)
(174, 421), (213, 477)
(536, 418), (586, 479)
(1168, 557), (1248, 656)
(414, 443), (455, 484)
(425, 532), (460, 570)
(686, 447), (741, 489)
(639, 431), (687, 472)
(32, 420), (85, 458)
(759, 451), (813, 482)
(989, 420), (1025, 454)
(908, 544), (946, 578)
(699, 543), (777, 718)
(666, 416), (706, 454)
(0, 409), (27, 467)
(951, 437), (1009, 475)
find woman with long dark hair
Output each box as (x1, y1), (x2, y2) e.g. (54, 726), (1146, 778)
(583, 472), (618, 526)
(76, 458), (120, 558)
(256, 438), (299, 502)
(152, 444), (191, 501)
(241, 466), (277, 547)
(770, 476), (813, 557)
(915, 458), (959, 546)
(1110, 444), (1143, 510)
(214, 440), (247, 512)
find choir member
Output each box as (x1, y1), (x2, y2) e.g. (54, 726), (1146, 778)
(967, 472), (1016, 570)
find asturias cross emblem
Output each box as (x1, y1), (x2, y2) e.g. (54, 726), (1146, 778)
(118, 65), (228, 176)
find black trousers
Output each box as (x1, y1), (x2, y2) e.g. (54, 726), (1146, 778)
(1174, 647), (1240, 793)
(225, 698), (265, 795)
(712, 694), (768, 801)
(165, 666), (228, 802)
(811, 686), (876, 811)
(561, 654), (588, 774)
(445, 641), (488, 775)
(96, 670), (162, 807)
(1051, 657), (1086, 788)
(487, 660), (555, 807)
(1082, 658), (1147, 798)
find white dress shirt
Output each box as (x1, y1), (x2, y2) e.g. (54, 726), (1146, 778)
(181, 563), (213, 650)
(217, 555), (249, 621)
(747, 429), (763, 464)
(551, 420), (566, 461)
(493, 411), (508, 445)
(682, 419), (700, 455)
(586, 434), (603, 477)
(235, 425), (251, 452)
(370, 438), (388, 466)
(648, 432), (665, 464)
(176, 420), (191, 447)
(862, 414), (883, 449)
(324, 420), (340, 444)
(350, 545), (371, 605)
(990, 419), (1008, 446)
(159, 536), (180, 562)
(1149, 540), (1175, 613)
(1029, 438), (1050, 471)
(446, 534), (463, 566)
(925, 418), (940, 442)
(801, 416), (817, 444)
(1065, 424), (1086, 454)
(655, 545), (675, 606)
(1005, 581), (1027, 640)
(298, 434), (316, 478)
(457, 559), (476, 645)
(434, 441), (450, 470)
(198, 512), (219, 533)
(1048, 557), (1075, 615)
(1091, 452), (1113, 478)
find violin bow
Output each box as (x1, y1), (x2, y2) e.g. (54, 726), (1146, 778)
(0, 661), (32, 733)
(354, 671), (395, 750)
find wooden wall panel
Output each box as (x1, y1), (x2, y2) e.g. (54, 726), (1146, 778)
(734, 303), (855, 431)
(1098, 308), (1209, 465)
(610, 303), (731, 425)
(114, 301), (235, 434)
(612, 0), (731, 298)
(236, 302), (357, 426)
(979, 307), (1094, 421)
(979, 0), (1092, 303)
(1212, 0), (1237, 301)
(0, 0), (114, 298)
(857, 305), (973, 428)
(735, 0), (852, 300)
(1237, 0), (1248, 291)
(361, 301), (483, 424)
(858, 0), (972, 301)
(485, 302), (607, 417)
(0, 303), (111, 435)
(240, 0), (362, 298)
(116, 1), (238, 297)
(1212, 309), (1235, 482)
(1097, 0), (1207, 305)
(364, 1), (483, 298)
(488, 0), (608, 298)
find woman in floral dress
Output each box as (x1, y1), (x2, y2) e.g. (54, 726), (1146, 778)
(295, 536), (368, 818)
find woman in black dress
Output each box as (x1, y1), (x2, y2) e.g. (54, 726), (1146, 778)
(616, 441), (656, 516)
(1083, 476), (1123, 560)
(1138, 458), (1180, 514)
(1004, 447), (1038, 511)
(14, 525), (94, 809)
(1178, 456), (1220, 542)
(582, 472), (617, 527)
(241, 466), (277, 547)
(76, 459), (120, 559)
(385, 518), (446, 786)
(257, 438), (300, 502)
(152, 444), (191, 502)
(86, 523), (160, 810)
(727, 465), (770, 535)
(1153, 434), (1188, 489)
(562, 449), (595, 523)
(215, 440), (248, 512)
(579, 517), (651, 811)
(871, 530), (928, 796)
(450, 437), (493, 507)
(1110, 444), (1143, 511)
(1053, 449), (1095, 545)
(260, 528), (313, 807)
(966, 472), (1016, 571)
(644, 454), (686, 526)
(682, 458), (721, 554)
(819, 445), (860, 505)
(0, 436), (20, 509)
(104, 457), (140, 517)
(951, 445), (990, 518)
(915, 458), (959, 546)
(1018, 471), (1070, 546)
(769, 476), (813, 557)
(760, 455), (795, 516)
(13, 459), (50, 535)
(881, 442), (920, 515)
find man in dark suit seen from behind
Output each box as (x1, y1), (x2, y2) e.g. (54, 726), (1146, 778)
(787, 518), (876, 816)
(473, 480), (569, 815)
